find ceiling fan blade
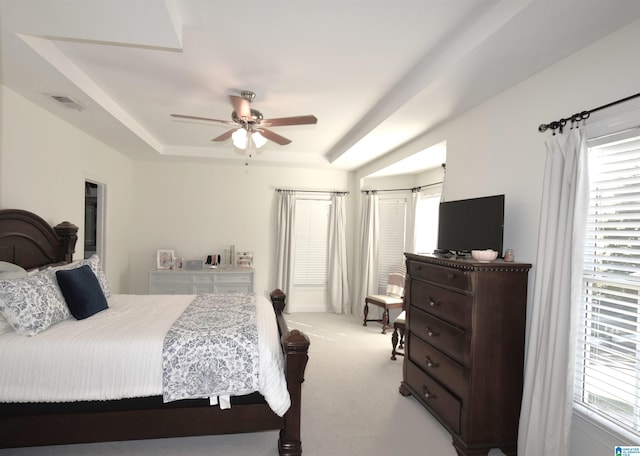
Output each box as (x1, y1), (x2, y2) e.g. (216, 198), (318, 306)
(259, 128), (291, 145)
(261, 115), (318, 127)
(211, 129), (238, 142)
(229, 95), (252, 120)
(171, 113), (233, 125)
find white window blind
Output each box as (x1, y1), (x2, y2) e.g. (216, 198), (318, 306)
(575, 132), (640, 438)
(377, 197), (406, 293)
(293, 198), (330, 287)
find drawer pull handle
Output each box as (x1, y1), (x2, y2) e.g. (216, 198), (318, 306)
(425, 356), (439, 368)
(423, 387), (436, 400)
(425, 327), (438, 337)
(428, 298), (439, 307)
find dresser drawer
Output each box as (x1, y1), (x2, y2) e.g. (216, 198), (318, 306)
(409, 333), (465, 399)
(149, 282), (192, 294)
(411, 280), (471, 328)
(193, 275), (215, 284)
(406, 360), (461, 434)
(409, 261), (470, 292)
(410, 307), (467, 364)
(150, 273), (191, 284)
(215, 273), (252, 283)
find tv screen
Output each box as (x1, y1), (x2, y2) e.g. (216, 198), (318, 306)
(437, 194), (504, 256)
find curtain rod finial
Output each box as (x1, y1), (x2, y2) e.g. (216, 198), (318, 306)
(539, 124), (548, 133)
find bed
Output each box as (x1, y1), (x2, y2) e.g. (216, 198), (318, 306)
(0, 208), (310, 455)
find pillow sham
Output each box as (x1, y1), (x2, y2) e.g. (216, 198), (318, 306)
(0, 261), (28, 280)
(48, 254), (111, 298)
(0, 273), (72, 336)
(56, 265), (108, 320)
(0, 314), (13, 335)
(84, 255), (111, 298)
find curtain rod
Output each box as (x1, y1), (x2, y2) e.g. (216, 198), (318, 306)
(275, 188), (349, 195)
(361, 181), (443, 194)
(538, 92), (640, 133)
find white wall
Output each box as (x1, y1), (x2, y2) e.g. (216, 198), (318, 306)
(355, 17), (640, 456)
(0, 86), (134, 292)
(128, 158), (354, 312)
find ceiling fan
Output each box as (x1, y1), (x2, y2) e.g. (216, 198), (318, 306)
(170, 90), (317, 149)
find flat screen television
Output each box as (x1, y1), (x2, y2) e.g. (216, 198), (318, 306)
(436, 194), (504, 256)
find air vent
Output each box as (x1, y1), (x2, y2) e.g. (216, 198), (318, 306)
(47, 94), (84, 111)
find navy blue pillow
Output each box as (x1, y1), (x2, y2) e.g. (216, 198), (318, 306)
(56, 265), (108, 320)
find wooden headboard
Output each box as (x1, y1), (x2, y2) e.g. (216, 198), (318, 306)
(0, 209), (78, 270)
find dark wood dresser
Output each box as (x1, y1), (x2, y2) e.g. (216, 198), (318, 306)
(400, 253), (531, 456)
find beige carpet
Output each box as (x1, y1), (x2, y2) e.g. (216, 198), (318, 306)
(1, 312), (505, 456)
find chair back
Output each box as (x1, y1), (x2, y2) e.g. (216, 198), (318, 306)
(385, 265), (406, 298)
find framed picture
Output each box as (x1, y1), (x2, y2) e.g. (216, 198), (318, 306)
(156, 249), (175, 269)
(237, 251), (254, 268)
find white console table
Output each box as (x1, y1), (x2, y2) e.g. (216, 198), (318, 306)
(148, 268), (254, 294)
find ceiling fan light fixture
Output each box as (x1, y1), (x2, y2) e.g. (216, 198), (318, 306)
(232, 129), (267, 150)
(232, 129), (248, 149)
(252, 131), (267, 148)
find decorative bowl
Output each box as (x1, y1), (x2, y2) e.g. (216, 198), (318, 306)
(471, 249), (498, 262)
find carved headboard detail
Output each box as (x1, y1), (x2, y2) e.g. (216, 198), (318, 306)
(0, 209), (78, 270)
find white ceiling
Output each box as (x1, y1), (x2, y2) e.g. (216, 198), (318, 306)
(2, 0), (640, 174)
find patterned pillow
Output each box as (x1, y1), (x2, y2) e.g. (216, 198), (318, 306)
(83, 255), (111, 298)
(48, 255), (111, 298)
(0, 273), (72, 336)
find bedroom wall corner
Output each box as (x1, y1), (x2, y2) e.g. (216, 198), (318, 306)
(128, 158), (354, 311)
(0, 85), (135, 293)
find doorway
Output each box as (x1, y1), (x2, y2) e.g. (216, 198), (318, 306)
(84, 181), (105, 261)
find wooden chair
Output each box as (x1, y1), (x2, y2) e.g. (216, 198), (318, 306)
(363, 266), (405, 334)
(391, 310), (406, 360)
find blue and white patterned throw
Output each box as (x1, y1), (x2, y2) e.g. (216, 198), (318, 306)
(162, 293), (259, 403)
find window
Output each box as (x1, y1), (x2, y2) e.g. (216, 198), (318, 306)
(293, 197), (331, 287)
(414, 188), (441, 255)
(377, 196), (407, 293)
(575, 131), (640, 438)
(374, 187), (442, 293)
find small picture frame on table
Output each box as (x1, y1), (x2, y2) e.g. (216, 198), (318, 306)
(156, 249), (175, 269)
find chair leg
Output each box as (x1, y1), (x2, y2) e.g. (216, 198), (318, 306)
(363, 302), (369, 326)
(381, 309), (389, 334)
(391, 327), (399, 360)
(399, 327), (405, 349)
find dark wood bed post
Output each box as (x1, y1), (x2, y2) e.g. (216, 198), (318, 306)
(270, 290), (310, 456)
(53, 221), (78, 263)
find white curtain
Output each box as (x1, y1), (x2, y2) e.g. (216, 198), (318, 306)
(355, 192), (379, 316)
(405, 189), (420, 254)
(275, 190), (296, 312)
(518, 128), (589, 456)
(328, 193), (350, 314)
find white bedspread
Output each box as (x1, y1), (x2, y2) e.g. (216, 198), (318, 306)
(0, 293), (290, 416)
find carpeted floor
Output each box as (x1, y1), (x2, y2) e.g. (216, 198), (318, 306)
(1, 312), (506, 455)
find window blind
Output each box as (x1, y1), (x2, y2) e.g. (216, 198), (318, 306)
(377, 197), (406, 293)
(293, 198), (330, 286)
(575, 133), (640, 437)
